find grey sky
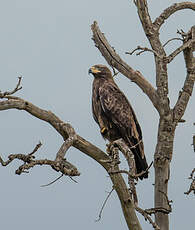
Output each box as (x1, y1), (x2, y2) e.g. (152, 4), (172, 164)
(0, 1), (194, 229)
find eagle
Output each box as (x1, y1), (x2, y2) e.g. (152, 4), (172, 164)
(89, 64), (148, 179)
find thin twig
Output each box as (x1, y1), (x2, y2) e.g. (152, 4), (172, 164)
(145, 207), (172, 215)
(166, 38), (195, 63)
(95, 187), (114, 222)
(177, 29), (188, 38)
(110, 64), (119, 78)
(125, 46), (162, 58)
(29, 141), (42, 155)
(184, 179), (195, 195)
(0, 77), (22, 98)
(163, 37), (183, 47)
(68, 176), (78, 183)
(41, 174), (64, 187)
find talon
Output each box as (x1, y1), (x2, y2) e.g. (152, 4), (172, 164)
(100, 127), (107, 134)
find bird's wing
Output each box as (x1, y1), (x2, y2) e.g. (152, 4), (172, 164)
(99, 81), (143, 153)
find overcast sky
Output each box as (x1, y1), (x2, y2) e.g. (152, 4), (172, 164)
(0, 1), (194, 230)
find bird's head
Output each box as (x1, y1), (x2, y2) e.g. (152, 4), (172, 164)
(88, 65), (112, 79)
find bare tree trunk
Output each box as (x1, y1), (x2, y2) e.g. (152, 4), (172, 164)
(0, 1), (194, 230)
(90, 2), (195, 228)
(154, 117), (176, 230)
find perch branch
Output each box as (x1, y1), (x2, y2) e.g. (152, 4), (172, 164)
(0, 80), (142, 230)
(110, 139), (138, 204)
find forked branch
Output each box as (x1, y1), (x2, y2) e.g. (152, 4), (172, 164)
(0, 76), (22, 98)
(0, 78), (142, 230)
(0, 142), (80, 176)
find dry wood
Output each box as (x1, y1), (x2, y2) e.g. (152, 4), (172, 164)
(91, 1), (195, 230)
(0, 1), (195, 230)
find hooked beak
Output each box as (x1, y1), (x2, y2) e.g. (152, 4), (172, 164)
(88, 66), (101, 75)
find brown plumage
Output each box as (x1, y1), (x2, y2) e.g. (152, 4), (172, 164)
(89, 64), (148, 179)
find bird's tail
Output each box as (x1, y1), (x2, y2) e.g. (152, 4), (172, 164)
(133, 150), (148, 180)
(125, 137), (148, 180)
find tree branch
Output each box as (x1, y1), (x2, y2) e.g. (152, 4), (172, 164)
(126, 46), (162, 58)
(173, 26), (195, 122)
(163, 38), (183, 47)
(153, 2), (195, 31)
(166, 37), (195, 63)
(108, 139), (138, 204)
(91, 21), (159, 112)
(0, 81), (142, 230)
(135, 1), (170, 116)
(135, 205), (160, 230)
(95, 187), (115, 222)
(135, 0), (153, 36)
(0, 142), (80, 176)
(0, 76), (22, 98)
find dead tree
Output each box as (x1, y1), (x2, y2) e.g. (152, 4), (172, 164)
(91, 1), (195, 230)
(0, 1), (195, 230)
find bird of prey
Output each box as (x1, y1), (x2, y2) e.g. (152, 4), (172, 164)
(89, 64), (148, 179)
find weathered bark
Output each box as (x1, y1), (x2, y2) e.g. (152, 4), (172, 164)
(0, 1), (195, 230)
(0, 95), (142, 230)
(90, 1), (195, 229)
(154, 117), (176, 230)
